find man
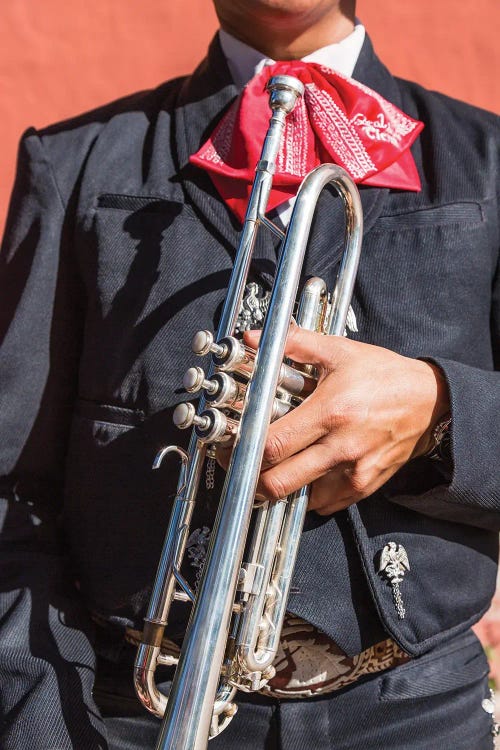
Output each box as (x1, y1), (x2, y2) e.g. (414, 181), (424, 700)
(0, 0), (498, 748)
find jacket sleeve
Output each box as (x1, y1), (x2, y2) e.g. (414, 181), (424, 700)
(0, 131), (107, 749)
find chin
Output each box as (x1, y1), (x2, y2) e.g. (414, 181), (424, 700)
(232, 0), (338, 16)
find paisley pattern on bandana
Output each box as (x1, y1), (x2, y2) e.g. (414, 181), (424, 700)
(191, 60), (424, 221)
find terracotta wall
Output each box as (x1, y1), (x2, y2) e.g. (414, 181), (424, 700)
(1, 0), (499, 233)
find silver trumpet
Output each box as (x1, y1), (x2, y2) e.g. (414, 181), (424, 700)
(134, 74), (363, 749)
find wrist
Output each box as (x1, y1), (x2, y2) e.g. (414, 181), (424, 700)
(412, 361), (451, 458)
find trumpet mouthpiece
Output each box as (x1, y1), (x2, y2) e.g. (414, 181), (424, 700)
(266, 75), (304, 115)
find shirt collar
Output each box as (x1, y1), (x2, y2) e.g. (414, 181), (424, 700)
(218, 22), (366, 91)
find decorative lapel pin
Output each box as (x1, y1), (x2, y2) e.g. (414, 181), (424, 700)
(235, 282), (359, 337)
(235, 282), (271, 334)
(378, 542), (410, 620)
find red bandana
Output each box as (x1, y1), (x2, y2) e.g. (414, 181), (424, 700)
(190, 61), (424, 222)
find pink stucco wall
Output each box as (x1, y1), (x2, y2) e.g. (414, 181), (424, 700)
(1, 0), (499, 234)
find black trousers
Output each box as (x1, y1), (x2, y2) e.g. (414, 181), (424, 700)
(98, 630), (494, 750)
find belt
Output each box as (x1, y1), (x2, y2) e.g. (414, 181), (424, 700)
(261, 615), (409, 698)
(124, 614), (410, 699)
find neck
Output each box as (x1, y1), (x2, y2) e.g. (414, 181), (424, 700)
(216, 3), (356, 60)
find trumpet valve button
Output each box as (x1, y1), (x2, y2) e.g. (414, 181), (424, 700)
(192, 330), (213, 356)
(173, 402), (210, 431)
(173, 402), (196, 429)
(183, 367), (206, 393)
(192, 330), (226, 358)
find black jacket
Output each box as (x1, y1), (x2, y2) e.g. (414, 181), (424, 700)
(0, 34), (499, 749)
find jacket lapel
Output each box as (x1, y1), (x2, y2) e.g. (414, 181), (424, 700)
(303, 36), (404, 281)
(174, 36), (279, 275)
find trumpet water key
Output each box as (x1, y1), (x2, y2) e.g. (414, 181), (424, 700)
(134, 74), (363, 750)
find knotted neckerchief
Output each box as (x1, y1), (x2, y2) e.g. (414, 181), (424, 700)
(190, 60), (424, 222)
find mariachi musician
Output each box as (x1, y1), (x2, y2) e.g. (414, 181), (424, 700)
(0, 0), (499, 748)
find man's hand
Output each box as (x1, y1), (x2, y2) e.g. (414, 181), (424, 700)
(236, 326), (450, 515)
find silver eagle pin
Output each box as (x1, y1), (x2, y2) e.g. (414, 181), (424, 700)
(378, 542), (410, 620)
(234, 282), (271, 335)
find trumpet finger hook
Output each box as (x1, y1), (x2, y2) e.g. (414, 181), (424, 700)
(153, 445), (189, 491)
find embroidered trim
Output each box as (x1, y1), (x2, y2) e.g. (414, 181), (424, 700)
(305, 82), (376, 179)
(201, 103), (238, 166)
(278, 95), (309, 177)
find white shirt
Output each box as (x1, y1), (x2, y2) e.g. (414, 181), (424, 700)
(218, 24), (366, 224)
(218, 24), (365, 91)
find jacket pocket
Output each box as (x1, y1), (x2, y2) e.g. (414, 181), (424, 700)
(75, 398), (145, 427)
(379, 631), (489, 701)
(96, 193), (197, 220)
(374, 201), (484, 231)
(355, 198), (493, 361)
(64, 398), (179, 616)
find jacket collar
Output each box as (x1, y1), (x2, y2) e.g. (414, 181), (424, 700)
(173, 33), (403, 284)
(174, 36), (244, 255)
